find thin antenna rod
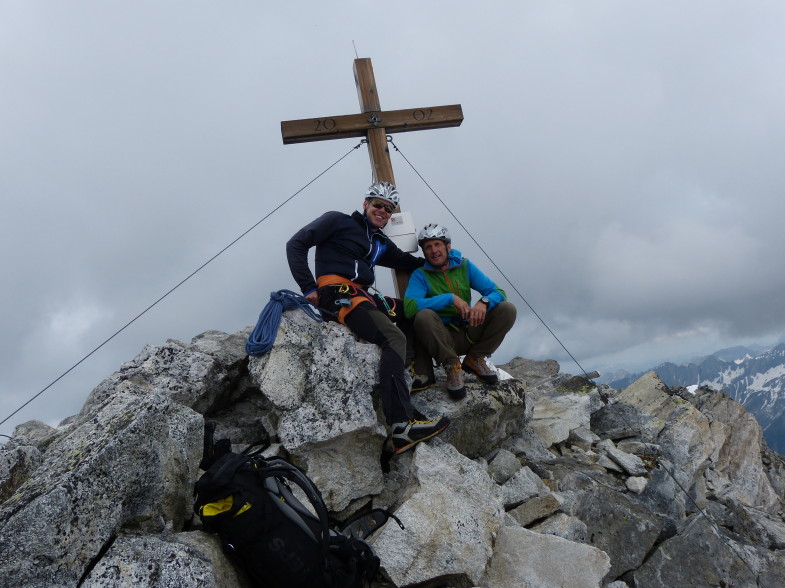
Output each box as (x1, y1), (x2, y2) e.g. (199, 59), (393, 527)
(352, 40), (359, 59)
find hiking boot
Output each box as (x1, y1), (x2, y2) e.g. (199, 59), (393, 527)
(443, 359), (466, 400)
(462, 355), (498, 385)
(409, 362), (435, 392)
(391, 416), (450, 454)
(411, 374), (435, 392)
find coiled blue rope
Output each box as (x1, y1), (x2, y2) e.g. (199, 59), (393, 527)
(245, 290), (323, 356)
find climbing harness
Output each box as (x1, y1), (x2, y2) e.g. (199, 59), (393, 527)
(246, 290), (322, 356)
(316, 280), (398, 324)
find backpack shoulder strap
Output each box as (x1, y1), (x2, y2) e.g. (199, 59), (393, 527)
(254, 457), (333, 584)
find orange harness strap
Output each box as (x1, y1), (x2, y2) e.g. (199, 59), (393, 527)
(316, 275), (373, 324)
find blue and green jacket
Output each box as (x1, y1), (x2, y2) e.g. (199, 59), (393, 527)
(403, 248), (506, 323)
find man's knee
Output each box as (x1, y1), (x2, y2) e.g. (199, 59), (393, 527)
(413, 308), (441, 330)
(491, 301), (517, 330)
(414, 309), (452, 338)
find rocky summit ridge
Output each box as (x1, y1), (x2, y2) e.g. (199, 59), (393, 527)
(1, 310), (785, 587)
(608, 343), (785, 455)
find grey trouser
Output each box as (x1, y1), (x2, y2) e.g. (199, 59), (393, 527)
(411, 301), (517, 377)
(343, 300), (415, 425)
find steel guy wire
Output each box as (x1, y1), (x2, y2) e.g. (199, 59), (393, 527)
(388, 136), (592, 380)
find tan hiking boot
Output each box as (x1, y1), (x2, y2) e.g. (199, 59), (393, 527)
(462, 355), (499, 385)
(443, 359), (466, 399)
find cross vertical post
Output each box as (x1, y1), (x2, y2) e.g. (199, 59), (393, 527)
(353, 58), (395, 186)
(281, 57), (463, 296)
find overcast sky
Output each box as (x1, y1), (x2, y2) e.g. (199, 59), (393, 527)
(2, 1), (785, 437)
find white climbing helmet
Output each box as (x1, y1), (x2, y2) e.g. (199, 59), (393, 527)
(417, 223), (451, 246)
(365, 181), (400, 208)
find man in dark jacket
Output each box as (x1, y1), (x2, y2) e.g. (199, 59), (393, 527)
(286, 182), (449, 453)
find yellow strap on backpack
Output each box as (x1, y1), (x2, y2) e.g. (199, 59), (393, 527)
(199, 496), (252, 517)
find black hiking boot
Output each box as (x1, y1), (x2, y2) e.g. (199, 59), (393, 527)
(391, 416), (450, 454)
(411, 375), (435, 392)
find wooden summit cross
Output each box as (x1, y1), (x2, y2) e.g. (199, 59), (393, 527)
(280, 57), (463, 296)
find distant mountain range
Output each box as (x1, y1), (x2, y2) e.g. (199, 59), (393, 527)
(601, 343), (785, 455)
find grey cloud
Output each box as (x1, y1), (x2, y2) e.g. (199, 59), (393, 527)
(3, 1), (785, 435)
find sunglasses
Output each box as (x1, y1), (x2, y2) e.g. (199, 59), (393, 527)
(368, 199), (394, 214)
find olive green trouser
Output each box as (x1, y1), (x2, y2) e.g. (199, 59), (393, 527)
(411, 301), (517, 378)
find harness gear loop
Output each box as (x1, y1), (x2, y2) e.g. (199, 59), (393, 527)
(368, 286), (397, 317)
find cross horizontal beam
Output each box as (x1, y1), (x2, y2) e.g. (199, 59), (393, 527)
(281, 104), (463, 144)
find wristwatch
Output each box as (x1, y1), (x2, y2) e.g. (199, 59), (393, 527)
(479, 296), (490, 305)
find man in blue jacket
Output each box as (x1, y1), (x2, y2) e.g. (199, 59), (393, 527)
(404, 223), (517, 399)
(286, 182), (449, 453)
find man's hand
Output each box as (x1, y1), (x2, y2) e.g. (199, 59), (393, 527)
(453, 295), (471, 320)
(454, 295), (486, 326)
(305, 291), (319, 306)
(467, 301), (487, 327)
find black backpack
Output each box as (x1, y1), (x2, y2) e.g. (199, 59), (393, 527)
(193, 426), (402, 588)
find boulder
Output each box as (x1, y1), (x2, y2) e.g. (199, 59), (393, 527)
(0, 443), (42, 503)
(574, 486), (663, 582)
(599, 442), (648, 476)
(82, 337), (234, 417)
(291, 432), (385, 513)
(530, 512), (588, 543)
(617, 371), (675, 435)
(508, 493), (563, 526)
(248, 313), (382, 450)
(728, 503), (785, 550)
(481, 525), (610, 587)
(487, 448), (522, 484)
(568, 425), (600, 451)
(496, 357), (560, 386)
(247, 312), (391, 511)
(528, 391), (594, 447)
(616, 373), (715, 492)
(502, 423), (557, 461)
(0, 390), (202, 587)
(500, 465), (552, 509)
(410, 379), (529, 459)
(626, 476), (648, 494)
(633, 514), (770, 587)
(81, 531), (246, 587)
(699, 392), (781, 513)
(590, 402), (649, 439)
(11, 419), (59, 446)
(371, 440), (504, 587)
